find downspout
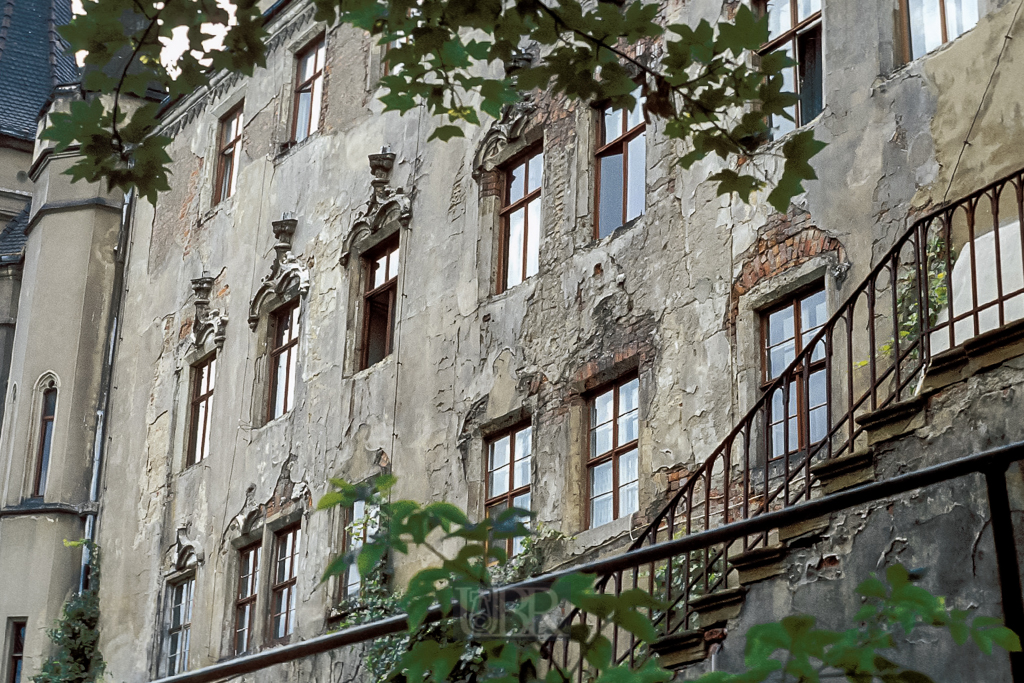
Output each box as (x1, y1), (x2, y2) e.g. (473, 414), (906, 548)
(79, 187), (133, 592)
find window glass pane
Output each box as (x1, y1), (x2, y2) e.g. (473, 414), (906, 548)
(309, 76), (323, 135)
(513, 491), (531, 512)
(285, 349), (297, 415)
(591, 493), (613, 527)
(527, 152), (543, 193)
(509, 161), (526, 203)
(598, 153), (624, 238)
(295, 90), (312, 142)
(618, 410), (638, 445)
(300, 50), (316, 81)
(274, 353), (289, 416)
(626, 91), (645, 131)
(797, 0), (820, 21)
(800, 290), (827, 330)
(316, 43), (326, 71)
(525, 198), (540, 280)
(43, 389), (56, 415)
(592, 461), (613, 495)
(490, 465), (509, 496)
(603, 108), (623, 146)
(592, 422), (613, 457)
(797, 25), (823, 124)
(490, 434), (510, 469)
(769, 339), (796, 378)
(619, 378), (639, 414)
(387, 247), (400, 281)
(620, 449), (638, 483)
(507, 208), (525, 289)
(626, 133), (645, 222)
(593, 388), (614, 426)
(766, 0), (793, 40)
(945, 0), (978, 38)
(374, 254), (388, 289)
(768, 306), (795, 346)
(514, 428), (531, 489)
(620, 481), (639, 516)
(908, 0), (944, 59)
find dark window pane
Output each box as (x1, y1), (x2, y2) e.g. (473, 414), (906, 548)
(365, 291), (392, 367)
(598, 153), (624, 238)
(797, 25), (823, 123)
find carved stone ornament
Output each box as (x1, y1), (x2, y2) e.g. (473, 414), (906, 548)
(248, 217), (310, 329)
(340, 148), (413, 266)
(190, 272), (228, 350)
(471, 49), (538, 179)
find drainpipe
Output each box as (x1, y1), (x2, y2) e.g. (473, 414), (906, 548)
(80, 187), (133, 592)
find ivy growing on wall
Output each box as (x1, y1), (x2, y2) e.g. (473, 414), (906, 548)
(32, 540), (106, 683)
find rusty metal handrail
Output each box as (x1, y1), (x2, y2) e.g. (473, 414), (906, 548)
(153, 442), (1024, 683)
(601, 167), (1024, 642)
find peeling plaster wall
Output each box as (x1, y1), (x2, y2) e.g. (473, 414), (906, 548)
(87, 0), (1024, 679)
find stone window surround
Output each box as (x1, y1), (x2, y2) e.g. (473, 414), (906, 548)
(344, 219), (404, 377)
(177, 300), (225, 473)
(733, 255), (842, 426)
(477, 127), (544, 300)
(225, 506), (305, 658)
(185, 353), (217, 469)
(162, 571), (195, 676)
(282, 25), (329, 151)
(156, 543), (199, 678)
(202, 87), (246, 217)
(484, 420), (534, 557)
(462, 403), (535, 525)
(495, 145), (545, 295)
(564, 352), (650, 546)
(24, 372), (59, 502)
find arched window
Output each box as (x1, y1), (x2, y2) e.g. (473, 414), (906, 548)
(33, 382), (57, 497)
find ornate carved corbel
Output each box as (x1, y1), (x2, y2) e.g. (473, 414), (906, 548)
(471, 49), (538, 179)
(340, 147), (413, 266)
(248, 217), (310, 329)
(191, 272), (228, 350)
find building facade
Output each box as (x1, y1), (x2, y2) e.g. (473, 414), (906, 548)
(3, 0), (1024, 681)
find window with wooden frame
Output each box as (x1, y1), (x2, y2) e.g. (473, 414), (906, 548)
(32, 383), (56, 497)
(761, 286), (828, 460)
(214, 104), (243, 204)
(897, 0), (977, 62)
(588, 377), (639, 528)
(361, 238), (400, 369)
(270, 526), (301, 641)
(6, 620), (25, 683)
(755, 0), (823, 138)
(498, 149), (543, 293)
(595, 89), (645, 240)
(268, 301), (300, 421)
(187, 356), (216, 467)
(234, 543), (260, 655)
(166, 577), (194, 675)
(340, 501), (379, 600)
(292, 37), (326, 143)
(485, 424), (532, 556)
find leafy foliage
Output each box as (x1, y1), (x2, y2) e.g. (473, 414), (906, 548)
(53, 0), (824, 210)
(32, 540), (106, 683)
(695, 563), (1021, 683)
(319, 476), (674, 683)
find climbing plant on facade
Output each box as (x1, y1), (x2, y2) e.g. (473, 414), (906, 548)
(50, 0), (823, 209)
(32, 540), (106, 683)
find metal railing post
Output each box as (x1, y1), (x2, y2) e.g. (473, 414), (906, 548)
(985, 465), (1024, 682)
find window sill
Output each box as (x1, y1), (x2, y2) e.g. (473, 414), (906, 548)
(351, 353), (395, 379)
(569, 514), (633, 553)
(274, 133), (323, 164)
(488, 276), (538, 302)
(592, 214), (645, 246)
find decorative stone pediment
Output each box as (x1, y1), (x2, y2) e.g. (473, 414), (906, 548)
(248, 218), (310, 329)
(190, 273), (228, 350)
(472, 49), (538, 179)
(340, 149), (413, 266)
(171, 527), (203, 570)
